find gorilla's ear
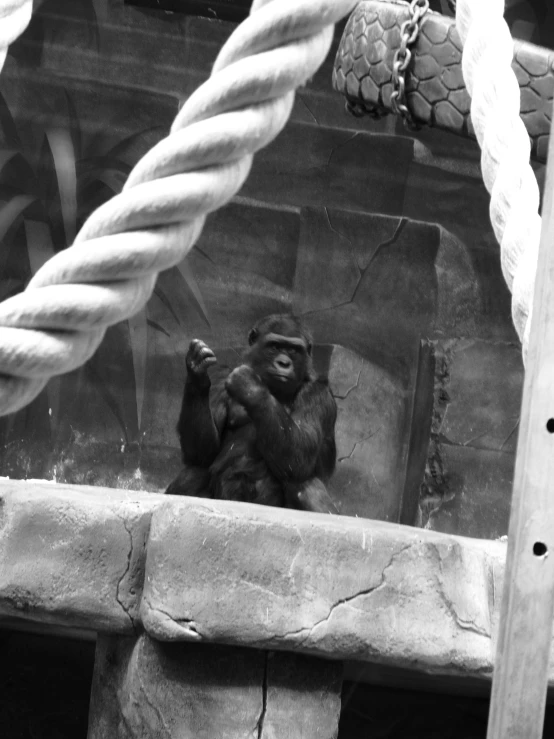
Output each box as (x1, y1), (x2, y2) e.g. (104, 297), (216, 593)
(248, 328), (258, 346)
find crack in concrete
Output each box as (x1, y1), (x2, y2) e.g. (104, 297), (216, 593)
(139, 666), (173, 738)
(499, 417), (520, 450)
(349, 218), (408, 305)
(256, 652), (269, 739)
(431, 544), (491, 639)
(115, 513), (136, 632)
(151, 602), (202, 640)
(326, 131), (360, 168)
(439, 587), (490, 639)
(324, 207), (356, 259)
(443, 415), (520, 452)
(343, 367), (363, 399)
(193, 244), (216, 265)
(332, 362), (364, 400)
(277, 543), (414, 646)
(363, 217), (407, 270)
(297, 93), (320, 125)
(337, 427), (381, 463)
(119, 703), (136, 739)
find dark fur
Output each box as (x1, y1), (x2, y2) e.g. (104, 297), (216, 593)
(166, 314), (338, 513)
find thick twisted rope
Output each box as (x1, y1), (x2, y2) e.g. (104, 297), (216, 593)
(0, 0), (358, 416)
(456, 0), (542, 360)
(0, 0), (31, 70)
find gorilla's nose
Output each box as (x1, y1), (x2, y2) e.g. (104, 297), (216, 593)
(277, 356), (292, 369)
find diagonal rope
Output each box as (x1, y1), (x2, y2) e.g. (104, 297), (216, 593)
(0, 0), (32, 70)
(455, 0), (542, 360)
(0, 0), (358, 416)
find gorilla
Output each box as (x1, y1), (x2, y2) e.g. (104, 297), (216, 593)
(166, 314), (338, 514)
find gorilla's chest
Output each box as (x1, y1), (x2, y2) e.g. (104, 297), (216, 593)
(226, 399), (250, 429)
(226, 397), (294, 430)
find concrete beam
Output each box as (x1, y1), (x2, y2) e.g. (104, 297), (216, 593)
(141, 497), (508, 680)
(0, 479), (515, 683)
(0, 479), (160, 634)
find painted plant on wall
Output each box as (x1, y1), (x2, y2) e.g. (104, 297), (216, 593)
(0, 89), (208, 482)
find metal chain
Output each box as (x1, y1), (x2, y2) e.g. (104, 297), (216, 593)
(390, 0), (430, 130)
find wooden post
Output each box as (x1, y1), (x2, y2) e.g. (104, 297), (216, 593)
(486, 112), (554, 737)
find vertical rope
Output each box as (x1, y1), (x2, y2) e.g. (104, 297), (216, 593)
(456, 0), (542, 359)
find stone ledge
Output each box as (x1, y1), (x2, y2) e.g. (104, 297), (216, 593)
(0, 479), (520, 684)
(141, 498), (509, 680)
(0, 479), (161, 633)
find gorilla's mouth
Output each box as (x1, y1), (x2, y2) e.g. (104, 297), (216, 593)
(268, 370), (292, 382)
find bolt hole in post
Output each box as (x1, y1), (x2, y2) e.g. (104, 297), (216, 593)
(533, 419), (554, 559)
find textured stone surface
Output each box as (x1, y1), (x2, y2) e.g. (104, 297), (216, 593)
(242, 123), (414, 216)
(328, 345), (412, 521)
(419, 340), (523, 538)
(294, 208), (440, 354)
(88, 635), (342, 739)
(0, 480), (161, 633)
(440, 340), (523, 453)
(262, 651), (342, 738)
(141, 497), (507, 678)
(403, 173), (517, 343)
(424, 444), (515, 540)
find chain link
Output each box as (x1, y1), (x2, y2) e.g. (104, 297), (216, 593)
(390, 0), (430, 130)
(344, 97), (388, 119)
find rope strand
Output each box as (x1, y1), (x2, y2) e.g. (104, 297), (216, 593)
(0, 0), (32, 70)
(456, 0), (542, 359)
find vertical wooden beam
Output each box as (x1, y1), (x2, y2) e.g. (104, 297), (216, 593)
(486, 112), (554, 738)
